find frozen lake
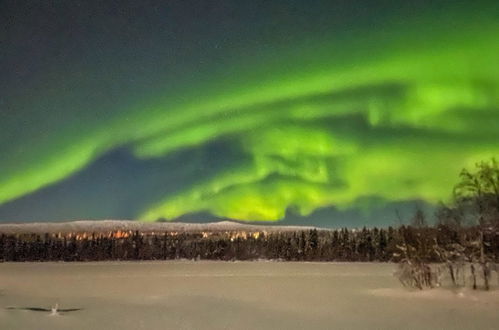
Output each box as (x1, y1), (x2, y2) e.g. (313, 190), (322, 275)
(1, 261), (498, 330)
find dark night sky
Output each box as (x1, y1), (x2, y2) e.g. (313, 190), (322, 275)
(1, 1), (498, 226)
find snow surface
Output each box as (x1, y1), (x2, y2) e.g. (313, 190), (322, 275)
(1, 262), (498, 330)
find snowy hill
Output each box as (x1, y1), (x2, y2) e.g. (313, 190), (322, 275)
(0, 220), (320, 235)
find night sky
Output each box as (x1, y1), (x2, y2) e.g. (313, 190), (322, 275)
(1, 1), (498, 226)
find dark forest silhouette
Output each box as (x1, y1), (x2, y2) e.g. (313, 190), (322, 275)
(1, 223), (497, 263)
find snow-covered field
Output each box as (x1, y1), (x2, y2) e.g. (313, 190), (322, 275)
(1, 262), (498, 330)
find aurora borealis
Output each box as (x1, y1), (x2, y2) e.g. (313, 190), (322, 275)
(1, 1), (498, 225)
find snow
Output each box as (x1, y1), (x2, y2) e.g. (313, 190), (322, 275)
(1, 262), (498, 329)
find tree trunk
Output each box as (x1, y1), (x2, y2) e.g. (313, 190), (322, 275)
(471, 263), (477, 290)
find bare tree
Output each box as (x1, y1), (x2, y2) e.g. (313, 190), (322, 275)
(454, 158), (499, 227)
(453, 159), (499, 290)
(410, 205), (427, 228)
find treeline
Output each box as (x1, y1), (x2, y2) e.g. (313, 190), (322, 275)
(0, 224), (497, 263)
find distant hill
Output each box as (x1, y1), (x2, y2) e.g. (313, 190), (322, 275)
(0, 220), (320, 235)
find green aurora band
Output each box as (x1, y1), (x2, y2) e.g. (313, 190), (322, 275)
(2, 3), (499, 222)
